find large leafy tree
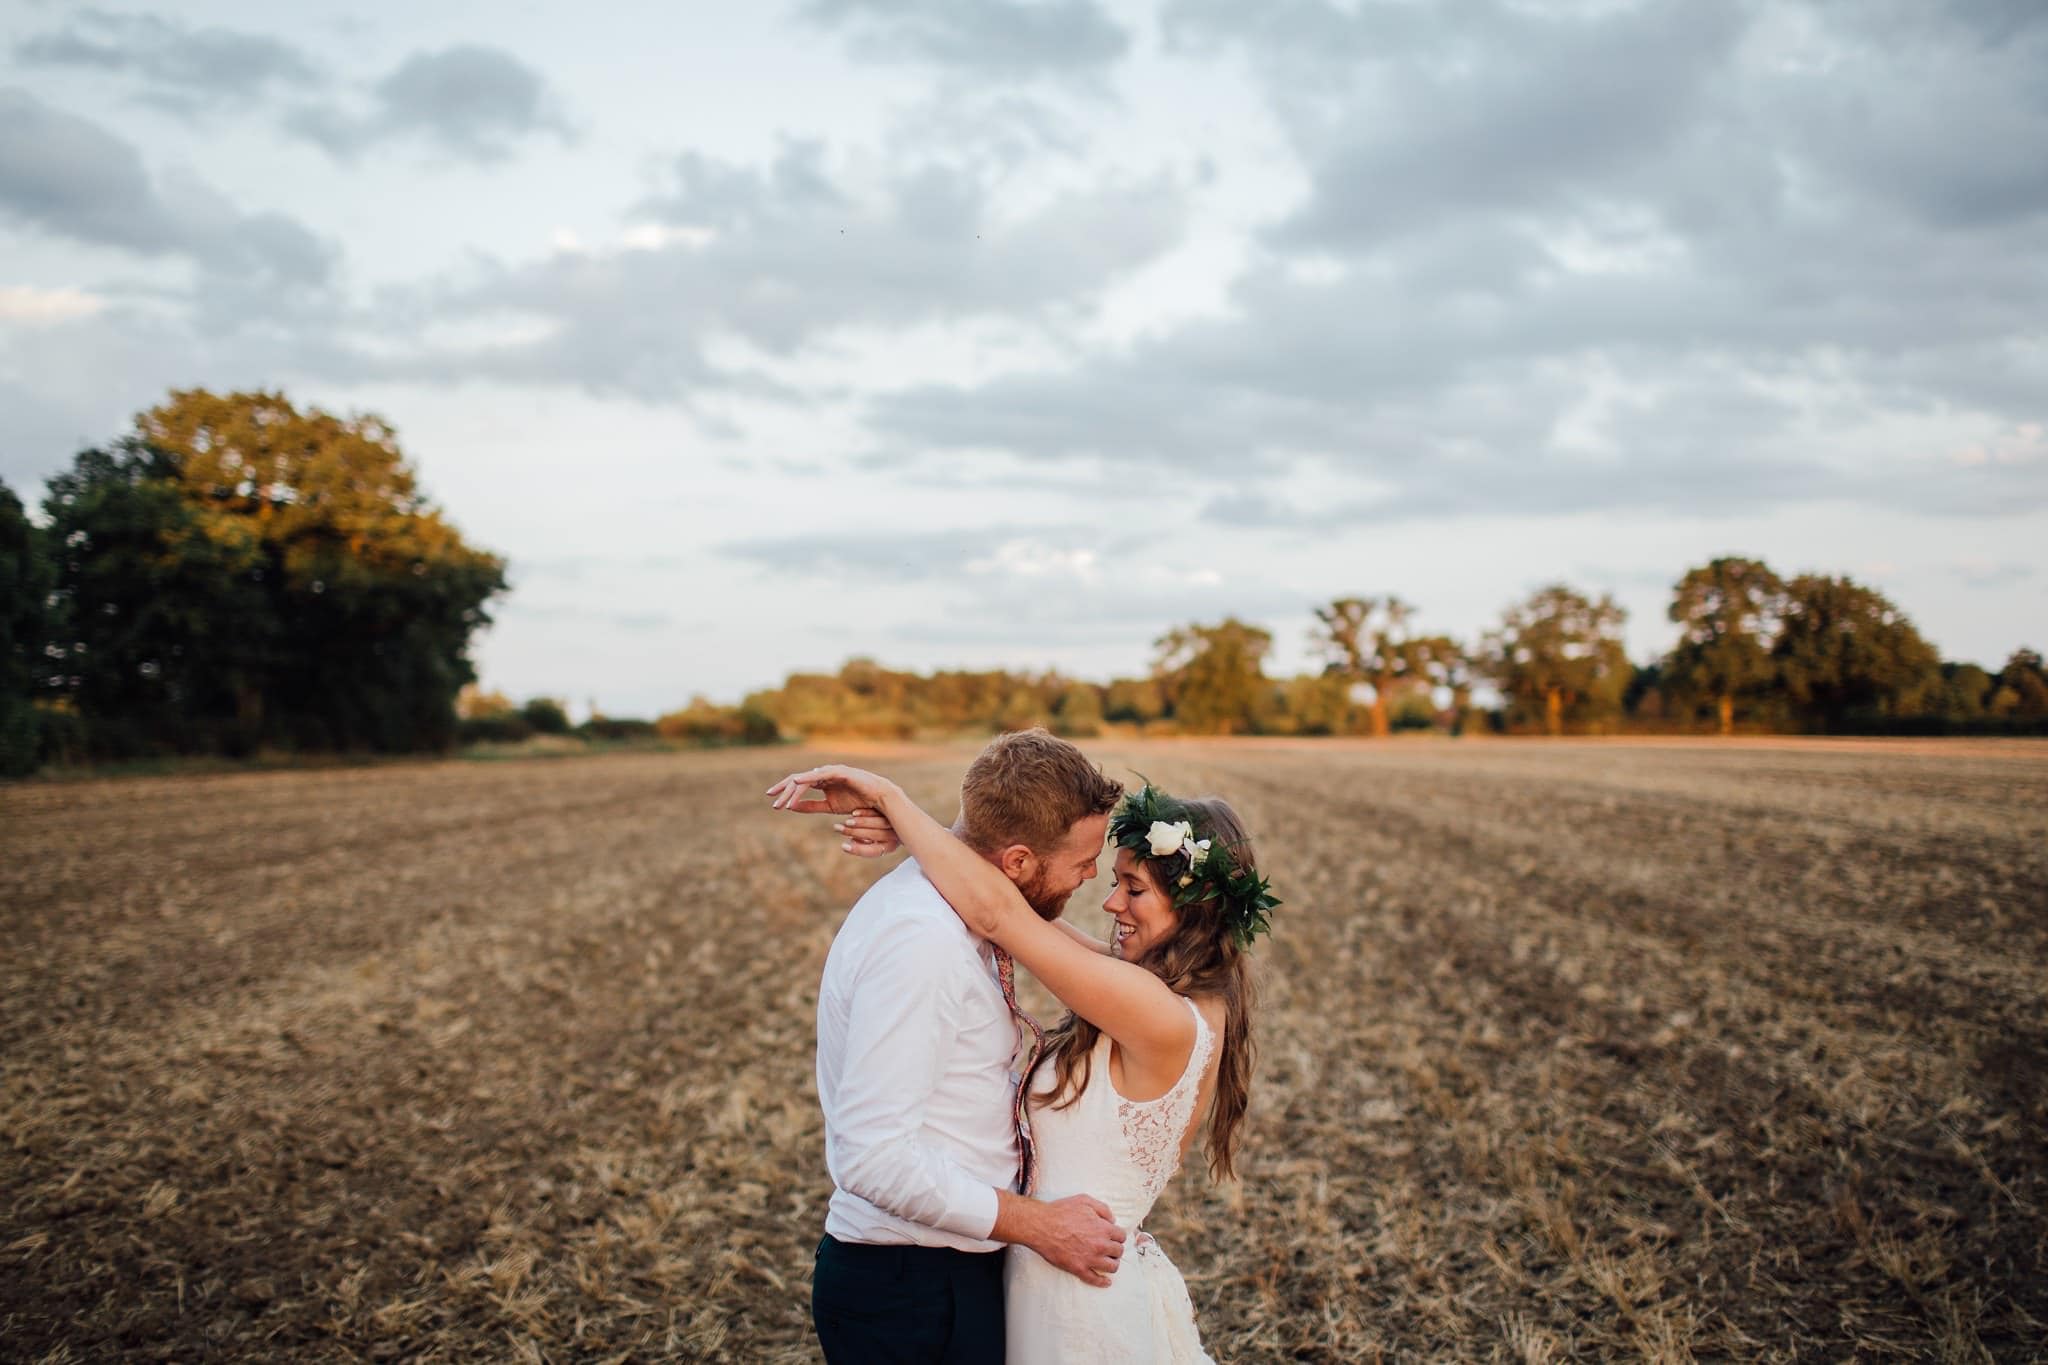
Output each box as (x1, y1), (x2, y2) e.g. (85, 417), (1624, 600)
(1312, 596), (1439, 738)
(1482, 585), (1630, 735)
(1664, 556), (1786, 735)
(132, 389), (507, 751)
(35, 390), (504, 757)
(1771, 575), (1940, 730)
(0, 479), (51, 775)
(1154, 617), (1273, 735)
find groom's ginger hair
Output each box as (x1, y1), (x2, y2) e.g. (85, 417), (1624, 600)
(957, 728), (1122, 856)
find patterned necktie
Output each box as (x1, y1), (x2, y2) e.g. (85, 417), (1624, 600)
(991, 945), (1046, 1195)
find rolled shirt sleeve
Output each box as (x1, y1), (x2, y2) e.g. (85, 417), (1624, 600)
(826, 925), (1003, 1241)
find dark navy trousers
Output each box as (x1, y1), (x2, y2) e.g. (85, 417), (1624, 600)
(812, 1233), (1006, 1364)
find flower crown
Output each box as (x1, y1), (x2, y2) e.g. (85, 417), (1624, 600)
(1107, 782), (1279, 950)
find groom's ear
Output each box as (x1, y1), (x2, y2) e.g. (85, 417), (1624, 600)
(995, 844), (1037, 885)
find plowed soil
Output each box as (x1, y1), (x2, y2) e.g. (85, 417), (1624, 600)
(4, 739), (2044, 1361)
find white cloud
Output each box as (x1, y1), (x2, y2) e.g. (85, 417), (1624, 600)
(0, 285), (105, 323)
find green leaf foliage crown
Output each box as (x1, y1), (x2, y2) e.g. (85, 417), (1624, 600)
(1107, 781), (1280, 950)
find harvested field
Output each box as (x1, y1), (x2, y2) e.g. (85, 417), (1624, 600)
(3, 739), (2045, 1361)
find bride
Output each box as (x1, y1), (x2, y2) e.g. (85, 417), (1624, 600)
(771, 763), (1275, 1363)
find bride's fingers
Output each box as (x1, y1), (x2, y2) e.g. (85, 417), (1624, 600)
(772, 773), (827, 809)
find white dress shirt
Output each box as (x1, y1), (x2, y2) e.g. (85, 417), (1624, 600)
(816, 859), (1021, 1250)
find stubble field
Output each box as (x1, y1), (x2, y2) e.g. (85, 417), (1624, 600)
(3, 738), (2045, 1362)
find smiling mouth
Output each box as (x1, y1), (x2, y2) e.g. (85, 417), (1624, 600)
(1112, 920), (1136, 950)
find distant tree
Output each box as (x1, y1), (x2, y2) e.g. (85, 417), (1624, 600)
(1052, 681), (1104, 738)
(1155, 618), (1273, 735)
(1103, 676), (1166, 725)
(458, 685), (517, 719)
(1481, 585), (1630, 735)
(1312, 596), (1439, 738)
(1991, 647), (2048, 718)
(578, 713), (659, 742)
(921, 670), (997, 730)
(1664, 556), (1785, 734)
(1932, 662), (1996, 721)
(1274, 672), (1356, 736)
(656, 695), (781, 745)
(521, 696), (571, 735)
(1624, 661), (1668, 722)
(998, 685), (1052, 733)
(1772, 575), (1941, 730)
(0, 479), (50, 776)
(1385, 678), (1438, 731)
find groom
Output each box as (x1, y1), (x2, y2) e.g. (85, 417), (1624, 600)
(804, 729), (1129, 1363)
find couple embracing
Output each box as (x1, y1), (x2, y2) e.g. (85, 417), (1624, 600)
(767, 728), (1278, 1363)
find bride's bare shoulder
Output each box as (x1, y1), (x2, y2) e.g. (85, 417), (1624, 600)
(1186, 992), (1228, 1040)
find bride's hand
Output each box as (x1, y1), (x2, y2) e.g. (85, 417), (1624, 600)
(834, 807), (901, 859)
(766, 764), (898, 816)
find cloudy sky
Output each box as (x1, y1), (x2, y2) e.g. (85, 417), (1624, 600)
(2, 0), (2043, 714)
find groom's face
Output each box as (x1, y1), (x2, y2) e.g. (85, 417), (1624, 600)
(1015, 813), (1110, 920)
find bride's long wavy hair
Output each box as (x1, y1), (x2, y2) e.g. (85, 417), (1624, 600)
(1032, 794), (1258, 1180)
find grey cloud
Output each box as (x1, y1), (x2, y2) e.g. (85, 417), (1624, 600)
(376, 140), (1184, 398)
(14, 14), (567, 165)
(856, 0), (2048, 524)
(876, 248), (2048, 519)
(1759, 21), (2048, 232)
(1169, 0), (2048, 246)
(1267, 3), (1749, 252)
(0, 89), (334, 286)
(286, 45), (571, 163)
(14, 8), (321, 113)
(800, 0), (1129, 80)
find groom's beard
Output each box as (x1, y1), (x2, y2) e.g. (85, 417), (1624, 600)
(1020, 871), (1073, 921)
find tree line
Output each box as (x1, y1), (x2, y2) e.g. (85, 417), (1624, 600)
(720, 573), (2044, 742)
(5, 389), (2043, 778)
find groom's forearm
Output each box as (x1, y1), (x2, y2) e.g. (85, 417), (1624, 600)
(989, 1188), (1046, 1247)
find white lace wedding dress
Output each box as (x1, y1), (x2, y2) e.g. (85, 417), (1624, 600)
(1006, 995), (1216, 1363)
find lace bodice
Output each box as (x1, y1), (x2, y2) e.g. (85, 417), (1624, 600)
(1024, 995), (1216, 1231)
(1006, 995), (1219, 1363)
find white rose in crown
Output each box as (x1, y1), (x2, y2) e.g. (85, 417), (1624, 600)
(1147, 819), (1196, 858)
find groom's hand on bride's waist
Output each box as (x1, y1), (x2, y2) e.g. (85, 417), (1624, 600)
(993, 1190), (1126, 1288)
